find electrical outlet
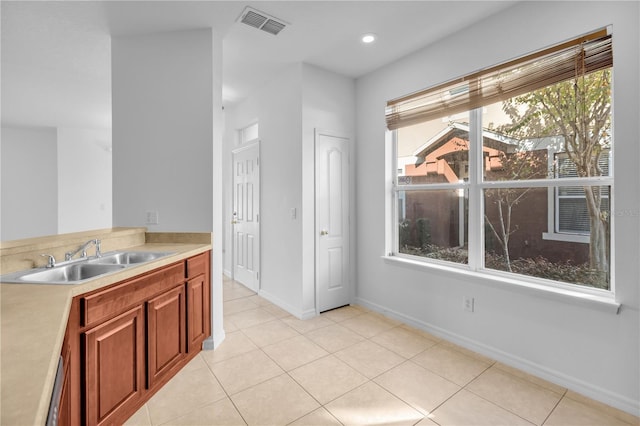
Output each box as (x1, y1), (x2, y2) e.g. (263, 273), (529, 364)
(146, 210), (159, 225)
(463, 296), (474, 312)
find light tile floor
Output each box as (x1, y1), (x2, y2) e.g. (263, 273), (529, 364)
(126, 277), (639, 426)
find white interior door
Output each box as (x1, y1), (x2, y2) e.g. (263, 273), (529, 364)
(232, 142), (260, 292)
(316, 131), (350, 312)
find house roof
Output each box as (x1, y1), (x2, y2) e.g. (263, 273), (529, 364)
(412, 122), (519, 160)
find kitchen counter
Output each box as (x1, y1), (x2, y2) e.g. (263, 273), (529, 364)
(1, 233), (212, 425)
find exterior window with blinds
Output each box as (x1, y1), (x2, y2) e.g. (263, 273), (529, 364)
(556, 152), (610, 234)
(387, 28), (613, 291)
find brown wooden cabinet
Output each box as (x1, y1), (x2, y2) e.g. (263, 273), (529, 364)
(60, 251), (211, 426)
(58, 328), (72, 425)
(186, 252), (210, 352)
(84, 305), (145, 426)
(147, 284), (186, 388)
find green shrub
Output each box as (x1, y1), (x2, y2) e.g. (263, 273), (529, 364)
(486, 252), (608, 289)
(416, 218), (431, 248)
(422, 244), (468, 264)
(399, 244), (607, 289)
(399, 219), (411, 248)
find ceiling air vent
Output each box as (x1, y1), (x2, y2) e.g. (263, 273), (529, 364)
(238, 7), (288, 36)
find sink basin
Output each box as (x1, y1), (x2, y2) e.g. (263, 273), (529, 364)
(90, 251), (174, 265)
(17, 263), (126, 284)
(0, 251), (175, 285)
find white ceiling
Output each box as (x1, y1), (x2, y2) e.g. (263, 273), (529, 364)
(1, 1), (516, 130)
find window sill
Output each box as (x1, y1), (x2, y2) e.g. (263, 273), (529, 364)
(382, 255), (621, 314)
(542, 232), (589, 243)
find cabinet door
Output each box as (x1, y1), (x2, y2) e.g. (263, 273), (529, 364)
(147, 285), (186, 388)
(187, 274), (210, 352)
(84, 305), (145, 426)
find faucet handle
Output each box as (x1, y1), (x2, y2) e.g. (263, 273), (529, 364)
(40, 254), (56, 268)
(95, 239), (102, 258)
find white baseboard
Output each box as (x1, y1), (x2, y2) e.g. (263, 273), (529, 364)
(258, 289), (314, 319)
(203, 329), (226, 351)
(258, 289), (302, 319)
(355, 296), (640, 417)
(300, 308), (317, 320)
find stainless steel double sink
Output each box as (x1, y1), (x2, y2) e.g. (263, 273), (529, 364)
(0, 251), (175, 285)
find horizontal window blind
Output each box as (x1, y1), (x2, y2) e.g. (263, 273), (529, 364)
(556, 151), (610, 181)
(556, 151), (610, 234)
(386, 28), (612, 130)
(558, 195), (610, 234)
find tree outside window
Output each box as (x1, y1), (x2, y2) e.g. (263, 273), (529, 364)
(391, 32), (613, 290)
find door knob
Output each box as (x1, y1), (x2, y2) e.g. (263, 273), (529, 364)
(320, 230), (329, 236)
(232, 220), (237, 224)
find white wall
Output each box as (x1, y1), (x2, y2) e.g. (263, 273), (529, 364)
(355, 1), (639, 415)
(224, 64), (304, 315)
(111, 28), (225, 348)
(301, 64), (356, 315)
(210, 29), (225, 348)
(224, 64), (355, 318)
(1, 127), (58, 240)
(112, 29), (214, 232)
(57, 127), (112, 234)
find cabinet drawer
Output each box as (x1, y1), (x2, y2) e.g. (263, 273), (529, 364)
(82, 263), (185, 327)
(186, 252), (208, 278)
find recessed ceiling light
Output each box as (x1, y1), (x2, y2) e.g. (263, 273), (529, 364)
(361, 33), (376, 44)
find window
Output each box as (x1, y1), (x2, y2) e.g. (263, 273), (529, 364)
(387, 29), (613, 291)
(240, 122), (259, 144)
(555, 151), (610, 234)
(395, 115), (470, 264)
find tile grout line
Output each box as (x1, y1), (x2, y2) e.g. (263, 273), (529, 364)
(283, 360), (346, 425)
(369, 359), (433, 422)
(152, 362), (244, 426)
(263, 314), (420, 424)
(460, 363), (557, 426)
(227, 286), (461, 425)
(215, 279), (637, 426)
(200, 352), (250, 426)
(540, 388), (569, 426)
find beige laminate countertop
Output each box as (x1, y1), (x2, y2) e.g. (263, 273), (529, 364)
(1, 242), (211, 426)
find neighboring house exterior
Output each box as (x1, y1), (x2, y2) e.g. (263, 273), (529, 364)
(398, 123), (592, 265)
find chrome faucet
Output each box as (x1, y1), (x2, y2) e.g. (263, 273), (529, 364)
(65, 239), (102, 261)
(41, 254), (56, 268)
